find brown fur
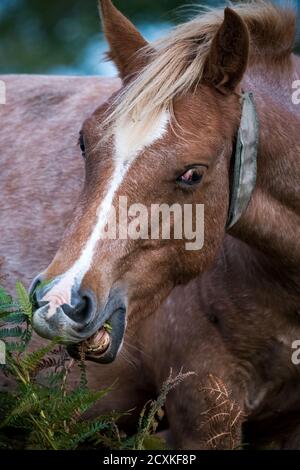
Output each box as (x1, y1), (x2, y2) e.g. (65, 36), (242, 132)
(204, 7), (250, 93)
(99, 0), (148, 80)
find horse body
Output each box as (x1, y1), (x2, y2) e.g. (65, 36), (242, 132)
(1, 1), (300, 449)
(0, 75), (119, 291)
(1, 64), (300, 448)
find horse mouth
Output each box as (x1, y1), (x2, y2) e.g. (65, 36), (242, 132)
(67, 307), (126, 363)
(78, 326), (111, 358)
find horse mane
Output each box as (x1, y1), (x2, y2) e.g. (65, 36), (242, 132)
(102, 1), (296, 143)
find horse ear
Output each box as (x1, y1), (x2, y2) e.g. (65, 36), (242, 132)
(204, 8), (249, 94)
(99, 0), (148, 80)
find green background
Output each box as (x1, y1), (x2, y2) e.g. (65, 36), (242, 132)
(0, 0), (298, 75)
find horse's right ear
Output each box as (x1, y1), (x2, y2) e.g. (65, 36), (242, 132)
(99, 0), (148, 81)
(204, 8), (249, 94)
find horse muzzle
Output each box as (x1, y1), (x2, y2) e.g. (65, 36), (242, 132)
(29, 276), (127, 363)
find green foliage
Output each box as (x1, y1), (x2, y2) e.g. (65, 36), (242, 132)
(0, 283), (188, 450)
(133, 369), (194, 450)
(0, 283), (120, 450)
(15, 281), (32, 319)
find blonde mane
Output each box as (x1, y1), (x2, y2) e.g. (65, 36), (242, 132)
(102, 1), (296, 143)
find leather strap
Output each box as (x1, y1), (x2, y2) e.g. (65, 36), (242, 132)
(226, 92), (259, 229)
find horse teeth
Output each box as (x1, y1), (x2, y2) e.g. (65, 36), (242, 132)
(85, 327), (110, 354)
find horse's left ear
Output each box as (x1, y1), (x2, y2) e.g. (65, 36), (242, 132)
(99, 0), (148, 80)
(204, 7), (249, 94)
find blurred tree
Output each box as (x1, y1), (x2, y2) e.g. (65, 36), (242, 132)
(0, 0), (298, 75)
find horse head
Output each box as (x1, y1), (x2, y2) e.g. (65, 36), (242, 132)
(30, 0), (251, 362)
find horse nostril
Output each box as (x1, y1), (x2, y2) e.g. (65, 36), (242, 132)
(61, 299), (86, 322)
(60, 290), (96, 326)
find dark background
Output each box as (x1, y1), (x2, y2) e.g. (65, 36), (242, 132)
(0, 0), (299, 76)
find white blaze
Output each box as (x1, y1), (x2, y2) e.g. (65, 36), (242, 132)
(42, 111), (170, 315)
(115, 111), (169, 162)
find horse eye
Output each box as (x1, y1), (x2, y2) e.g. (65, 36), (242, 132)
(78, 133), (86, 157)
(177, 168), (203, 186)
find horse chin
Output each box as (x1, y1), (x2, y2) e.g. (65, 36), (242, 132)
(67, 307), (126, 364)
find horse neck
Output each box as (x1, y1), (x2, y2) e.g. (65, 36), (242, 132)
(229, 56), (300, 275)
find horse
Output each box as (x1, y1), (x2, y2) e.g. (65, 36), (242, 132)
(1, 0), (300, 449)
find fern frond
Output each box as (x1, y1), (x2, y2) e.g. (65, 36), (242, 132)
(198, 374), (244, 450)
(5, 341), (26, 353)
(15, 281), (32, 319)
(0, 312), (27, 323)
(20, 340), (59, 375)
(0, 326), (23, 339)
(0, 391), (41, 428)
(134, 368), (194, 450)
(0, 303), (21, 314)
(33, 356), (68, 375)
(0, 287), (12, 305)
(59, 420), (111, 449)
